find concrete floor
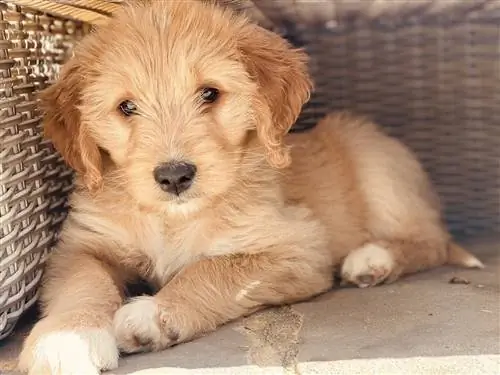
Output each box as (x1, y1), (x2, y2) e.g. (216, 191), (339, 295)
(1, 236), (499, 374)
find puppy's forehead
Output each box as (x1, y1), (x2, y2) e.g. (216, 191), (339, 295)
(99, 2), (249, 96)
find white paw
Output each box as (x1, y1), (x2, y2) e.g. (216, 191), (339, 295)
(113, 296), (177, 353)
(342, 244), (395, 288)
(24, 328), (118, 375)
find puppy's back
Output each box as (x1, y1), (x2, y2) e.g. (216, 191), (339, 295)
(283, 112), (445, 258)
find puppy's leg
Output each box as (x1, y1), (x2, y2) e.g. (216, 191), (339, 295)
(113, 249), (332, 353)
(341, 239), (443, 287)
(342, 238), (484, 288)
(336, 116), (483, 288)
(19, 249), (123, 375)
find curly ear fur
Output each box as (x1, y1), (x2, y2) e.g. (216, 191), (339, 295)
(40, 56), (103, 191)
(239, 25), (312, 168)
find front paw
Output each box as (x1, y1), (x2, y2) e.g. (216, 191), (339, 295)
(19, 320), (118, 375)
(113, 296), (181, 353)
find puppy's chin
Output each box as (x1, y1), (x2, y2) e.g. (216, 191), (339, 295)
(164, 198), (204, 217)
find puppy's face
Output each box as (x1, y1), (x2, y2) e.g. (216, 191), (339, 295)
(41, 1), (311, 215)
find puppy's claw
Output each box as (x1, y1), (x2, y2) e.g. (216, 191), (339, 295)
(356, 274), (376, 288)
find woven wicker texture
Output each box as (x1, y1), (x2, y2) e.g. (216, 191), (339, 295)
(9, 0), (120, 24)
(0, 2), (87, 339)
(296, 18), (500, 237)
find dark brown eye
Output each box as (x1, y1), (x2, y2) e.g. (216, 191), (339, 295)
(200, 87), (219, 103)
(118, 100), (137, 116)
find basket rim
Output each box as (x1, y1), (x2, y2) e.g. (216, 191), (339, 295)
(8, 0), (119, 24)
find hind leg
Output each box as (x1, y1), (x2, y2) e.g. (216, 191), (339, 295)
(326, 113), (483, 288)
(341, 238), (448, 288)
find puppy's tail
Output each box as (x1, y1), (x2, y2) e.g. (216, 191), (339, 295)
(446, 241), (484, 268)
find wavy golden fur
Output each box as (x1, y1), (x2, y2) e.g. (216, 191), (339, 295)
(19, 1), (483, 374)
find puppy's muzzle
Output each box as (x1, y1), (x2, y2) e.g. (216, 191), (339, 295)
(154, 161), (197, 195)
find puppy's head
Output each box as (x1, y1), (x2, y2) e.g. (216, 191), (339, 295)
(41, 1), (311, 214)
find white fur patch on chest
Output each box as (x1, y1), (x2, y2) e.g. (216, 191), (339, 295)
(132, 214), (205, 285)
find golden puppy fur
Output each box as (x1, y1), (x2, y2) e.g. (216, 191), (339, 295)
(19, 1), (483, 374)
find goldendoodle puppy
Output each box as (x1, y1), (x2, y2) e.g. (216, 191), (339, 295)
(19, 1), (482, 374)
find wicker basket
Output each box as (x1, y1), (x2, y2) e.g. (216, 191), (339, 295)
(0, 2), (90, 340)
(0, 0), (499, 339)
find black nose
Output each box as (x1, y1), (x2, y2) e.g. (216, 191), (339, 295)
(153, 161), (196, 195)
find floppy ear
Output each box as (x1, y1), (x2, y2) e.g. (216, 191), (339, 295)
(239, 25), (312, 168)
(40, 58), (103, 191)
